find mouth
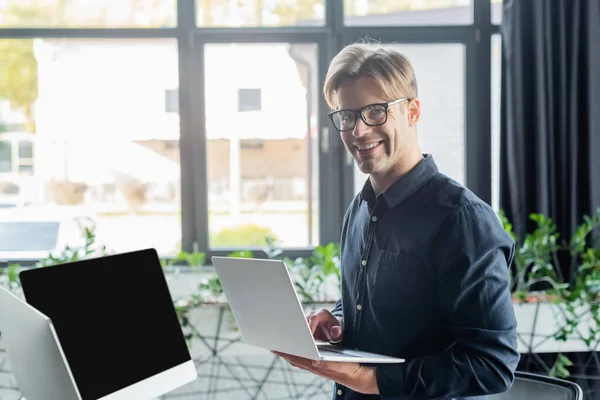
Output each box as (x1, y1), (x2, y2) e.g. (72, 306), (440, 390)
(354, 141), (383, 157)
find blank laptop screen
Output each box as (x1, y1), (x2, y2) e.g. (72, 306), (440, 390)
(19, 248), (191, 400)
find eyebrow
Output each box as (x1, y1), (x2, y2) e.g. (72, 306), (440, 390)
(336, 102), (385, 111)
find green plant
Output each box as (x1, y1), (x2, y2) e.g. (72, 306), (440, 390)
(0, 263), (21, 291)
(210, 224), (278, 248)
(227, 250), (253, 258)
(37, 228), (108, 268)
(548, 353), (574, 378)
(161, 251), (206, 269)
(501, 208), (600, 378)
(284, 243), (341, 303)
(499, 211), (569, 300)
(558, 211), (600, 348)
(189, 238), (341, 304)
(263, 236), (283, 259)
(195, 249), (253, 302)
(0, 38), (38, 133)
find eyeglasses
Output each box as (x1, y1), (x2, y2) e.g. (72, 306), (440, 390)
(327, 97), (410, 132)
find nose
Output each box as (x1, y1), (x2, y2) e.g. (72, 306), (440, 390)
(352, 116), (371, 138)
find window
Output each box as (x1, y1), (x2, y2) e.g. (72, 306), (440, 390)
(165, 89), (179, 114)
(0, 141), (12, 173)
(354, 43), (466, 194)
(344, 0), (473, 26)
(491, 34), (502, 211)
(0, 0), (176, 28)
(238, 88), (262, 112)
(1, 0), (498, 258)
(0, 222), (60, 251)
(204, 43), (319, 248)
(17, 140), (34, 175)
(0, 38), (182, 257)
(196, 0), (325, 27)
(491, 0), (503, 25)
(18, 141), (33, 158)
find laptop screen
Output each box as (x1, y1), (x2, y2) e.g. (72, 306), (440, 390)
(19, 248), (191, 400)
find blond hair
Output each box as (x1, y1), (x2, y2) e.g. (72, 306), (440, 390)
(323, 41), (418, 109)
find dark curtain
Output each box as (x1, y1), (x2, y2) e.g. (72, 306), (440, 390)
(500, 0), (600, 282)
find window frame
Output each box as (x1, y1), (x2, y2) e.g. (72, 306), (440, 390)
(0, 0), (500, 264)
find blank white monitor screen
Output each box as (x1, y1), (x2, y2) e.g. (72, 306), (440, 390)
(19, 248), (191, 400)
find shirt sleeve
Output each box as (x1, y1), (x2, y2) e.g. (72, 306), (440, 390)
(375, 203), (521, 399)
(330, 298), (345, 344)
(331, 298), (343, 318)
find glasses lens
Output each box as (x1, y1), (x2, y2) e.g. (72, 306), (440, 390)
(361, 104), (387, 126)
(331, 110), (355, 131)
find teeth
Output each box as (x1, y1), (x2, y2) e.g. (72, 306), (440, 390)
(356, 142), (379, 150)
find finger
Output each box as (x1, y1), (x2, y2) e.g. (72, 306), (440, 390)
(307, 313), (320, 333)
(308, 318), (329, 341)
(318, 326), (332, 341)
(317, 311), (342, 331)
(308, 314), (334, 341)
(330, 325), (343, 340)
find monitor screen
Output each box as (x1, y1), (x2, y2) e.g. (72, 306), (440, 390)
(19, 248), (191, 400)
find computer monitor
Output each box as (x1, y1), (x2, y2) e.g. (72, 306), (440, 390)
(17, 248), (197, 400)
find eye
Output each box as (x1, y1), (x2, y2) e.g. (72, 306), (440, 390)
(338, 111), (354, 122)
(366, 106), (385, 119)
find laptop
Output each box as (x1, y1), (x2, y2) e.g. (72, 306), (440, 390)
(211, 256), (404, 363)
(11, 248), (197, 400)
(0, 285), (81, 400)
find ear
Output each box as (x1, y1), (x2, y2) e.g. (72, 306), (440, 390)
(407, 98), (421, 127)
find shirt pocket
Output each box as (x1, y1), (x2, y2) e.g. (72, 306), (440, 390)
(369, 249), (435, 312)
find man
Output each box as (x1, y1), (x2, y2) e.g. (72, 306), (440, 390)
(274, 42), (520, 399)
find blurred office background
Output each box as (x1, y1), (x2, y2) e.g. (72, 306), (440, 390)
(0, 0), (599, 399)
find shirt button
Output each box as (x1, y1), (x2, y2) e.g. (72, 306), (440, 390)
(357, 304), (362, 311)
(337, 389), (343, 395)
(361, 259), (366, 266)
(371, 216), (378, 222)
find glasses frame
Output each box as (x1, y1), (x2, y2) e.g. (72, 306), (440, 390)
(327, 97), (410, 132)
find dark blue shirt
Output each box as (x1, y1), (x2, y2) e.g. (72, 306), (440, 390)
(331, 154), (520, 400)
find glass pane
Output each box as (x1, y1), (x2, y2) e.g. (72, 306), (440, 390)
(196, 0), (325, 27)
(491, 0), (502, 25)
(0, 0), (176, 28)
(354, 43), (465, 193)
(491, 34), (501, 212)
(0, 38), (182, 258)
(18, 164), (34, 175)
(0, 222), (59, 251)
(0, 140), (12, 173)
(344, 0), (473, 26)
(205, 43), (319, 248)
(18, 140), (33, 158)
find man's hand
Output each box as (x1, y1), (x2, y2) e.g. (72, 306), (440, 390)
(306, 308), (343, 343)
(273, 352), (379, 395)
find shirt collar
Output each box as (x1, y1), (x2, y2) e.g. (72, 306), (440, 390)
(359, 154), (439, 210)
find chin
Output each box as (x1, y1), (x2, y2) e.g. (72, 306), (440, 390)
(357, 162), (377, 175)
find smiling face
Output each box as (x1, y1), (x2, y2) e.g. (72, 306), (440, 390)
(336, 76), (420, 182)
